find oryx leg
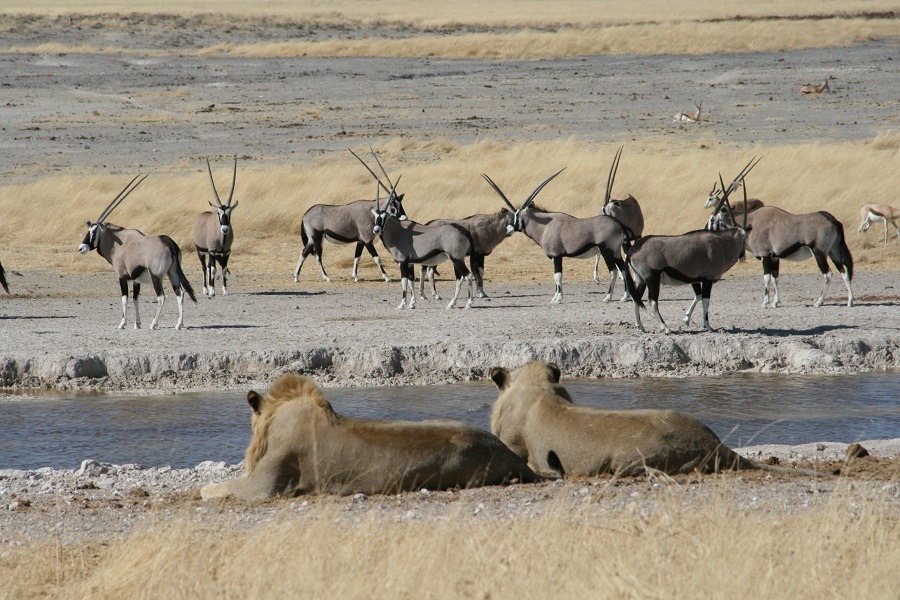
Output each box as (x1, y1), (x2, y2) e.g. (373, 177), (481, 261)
(599, 248), (618, 303)
(352, 243), (364, 282)
(700, 280), (715, 332)
(207, 259), (217, 298)
(132, 282), (142, 330)
(149, 275), (166, 330)
(629, 268), (648, 332)
(592, 255), (601, 283)
(472, 254), (487, 298)
(683, 282), (702, 326)
(293, 237), (316, 283)
(551, 256), (563, 304)
(812, 250), (831, 307)
(363, 242), (392, 282)
(218, 253), (230, 296)
(197, 249), (210, 296)
(646, 275), (671, 334)
(446, 259), (472, 310)
(761, 256), (776, 308)
(398, 262), (414, 309)
(311, 234), (331, 282)
(828, 248), (854, 307)
(118, 278), (129, 329)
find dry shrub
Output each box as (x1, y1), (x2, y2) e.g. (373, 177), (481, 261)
(1, 137), (897, 278)
(5, 488), (898, 599)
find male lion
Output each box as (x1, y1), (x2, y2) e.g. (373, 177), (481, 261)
(201, 373), (540, 500)
(490, 361), (817, 477)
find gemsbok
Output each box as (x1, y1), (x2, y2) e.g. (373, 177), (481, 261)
(594, 147), (644, 289)
(416, 208), (515, 300)
(294, 150), (406, 283)
(78, 174), (197, 330)
(709, 201), (854, 308)
(193, 156), (238, 297)
(623, 173), (750, 334)
(371, 184), (474, 310)
(858, 203), (900, 245)
(482, 169), (628, 304)
(673, 100), (702, 123)
(799, 79), (829, 94)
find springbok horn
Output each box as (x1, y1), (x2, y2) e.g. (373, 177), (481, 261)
(348, 149), (392, 196)
(369, 148), (397, 195)
(604, 146), (623, 206)
(99, 174), (149, 224)
(226, 155), (237, 206)
(521, 168), (566, 211)
(97, 173), (142, 223)
(205, 157), (224, 207)
(481, 174), (516, 211)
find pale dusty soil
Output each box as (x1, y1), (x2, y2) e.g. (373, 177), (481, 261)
(0, 439), (898, 545)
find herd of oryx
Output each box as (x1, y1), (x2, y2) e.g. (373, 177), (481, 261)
(3, 147), (894, 333)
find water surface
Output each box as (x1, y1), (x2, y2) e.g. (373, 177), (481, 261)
(1, 372), (897, 470)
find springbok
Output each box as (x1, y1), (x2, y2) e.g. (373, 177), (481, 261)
(673, 100), (702, 123)
(416, 209), (515, 300)
(78, 174), (197, 330)
(623, 173), (750, 334)
(371, 184), (474, 310)
(858, 203), (900, 245)
(709, 201), (854, 308)
(193, 156), (238, 297)
(594, 147), (644, 288)
(0, 261), (8, 294)
(483, 169), (627, 304)
(294, 151), (406, 283)
(799, 79), (829, 94)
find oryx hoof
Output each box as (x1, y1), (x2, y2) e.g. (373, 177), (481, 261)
(464, 299), (473, 309)
(222, 288), (228, 296)
(383, 276), (392, 283)
(118, 321), (126, 330)
(550, 296), (562, 305)
(175, 322), (184, 330)
(761, 299), (769, 308)
(433, 294), (442, 301)
(352, 276), (360, 283)
(662, 328), (672, 335)
(149, 323), (158, 331)
(682, 316), (691, 325)
(704, 326), (716, 333)
(601, 294), (612, 303)
(773, 300), (780, 308)
(813, 299), (824, 308)
(476, 290), (488, 299)
(209, 289), (216, 298)
(847, 299), (854, 307)
(396, 302), (406, 310)
(292, 276), (299, 284)
(323, 277), (332, 283)
(637, 325), (646, 333)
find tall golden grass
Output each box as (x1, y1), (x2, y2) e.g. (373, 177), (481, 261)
(2, 487), (898, 599)
(0, 2), (896, 58)
(1, 138), (897, 281)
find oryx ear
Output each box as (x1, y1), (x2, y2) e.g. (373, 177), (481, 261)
(371, 208), (378, 217)
(230, 200), (238, 209)
(208, 201), (216, 208)
(547, 363), (561, 383)
(247, 390), (263, 414)
(395, 193), (405, 202)
(85, 220), (92, 227)
(744, 224), (753, 233)
(490, 367), (510, 390)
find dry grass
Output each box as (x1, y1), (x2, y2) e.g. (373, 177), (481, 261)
(1, 138), (898, 280)
(207, 18), (898, 60)
(0, 2), (896, 58)
(2, 488), (897, 599)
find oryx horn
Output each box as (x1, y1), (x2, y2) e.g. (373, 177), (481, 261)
(205, 156), (237, 207)
(369, 147), (400, 198)
(97, 173), (149, 224)
(481, 174), (516, 211)
(348, 148), (393, 196)
(521, 168), (566, 210)
(604, 146), (624, 206)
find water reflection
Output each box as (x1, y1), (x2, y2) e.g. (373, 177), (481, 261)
(0, 372), (897, 470)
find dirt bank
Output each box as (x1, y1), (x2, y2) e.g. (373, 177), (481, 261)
(0, 270), (897, 391)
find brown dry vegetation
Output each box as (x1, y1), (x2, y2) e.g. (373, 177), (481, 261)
(2, 488), (897, 600)
(2, 138), (897, 283)
(0, 1), (896, 58)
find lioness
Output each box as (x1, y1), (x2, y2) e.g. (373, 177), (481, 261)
(201, 373), (540, 500)
(490, 361), (817, 477)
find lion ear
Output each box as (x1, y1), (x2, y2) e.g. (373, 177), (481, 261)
(489, 367), (509, 390)
(247, 390), (262, 414)
(547, 363), (561, 383)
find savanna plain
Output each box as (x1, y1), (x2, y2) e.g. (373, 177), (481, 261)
(0, 1), (899, 598)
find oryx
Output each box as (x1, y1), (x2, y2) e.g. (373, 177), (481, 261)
(416, 209), (515, 300)
(594, 147), (644, 289)
(482, 169), (627, 304)
(293, 151), (406, 283)
(193, 156), (238, 297)
(858, 203), (900, 245)
(623, 173), (750, 334)
(78, 175), (197, 329)
(709, 202), (854, 308)
(674, 100), (702, 123)
(371, 184), (475, 310)
(0, 260), (8, 294)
